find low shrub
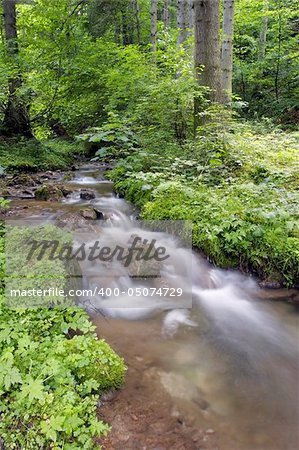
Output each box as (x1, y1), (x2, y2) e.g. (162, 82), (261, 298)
(0, 224), (126, 449)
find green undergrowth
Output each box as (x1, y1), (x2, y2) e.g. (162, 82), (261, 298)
(107, 124), (299, 287)
(0, 138), (85, 172)
(0, 223), (125, 449)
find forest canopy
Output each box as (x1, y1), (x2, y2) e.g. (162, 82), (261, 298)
(0, 0), (298, 138)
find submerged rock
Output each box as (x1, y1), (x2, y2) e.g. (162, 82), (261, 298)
(55, 212), (97, 231)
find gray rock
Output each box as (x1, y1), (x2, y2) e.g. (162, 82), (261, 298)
(80, 189), (95, 200)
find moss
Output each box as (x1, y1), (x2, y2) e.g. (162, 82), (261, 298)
(35, 184), (64, 201)
(0, 137), (85, 172)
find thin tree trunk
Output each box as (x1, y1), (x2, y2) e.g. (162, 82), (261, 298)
(121, 4), (134, 46)
(258, 0), (268, 61)
(115, 12), (123, 44)
(221, 0), (235, 103)
(194, 0), (222, 103)
(133, 0), (141, 44)
(275, 6), (282, 101)
(1, 0), (32, 137)
(151, 0), (157, 52)
(163, 0), (170, 28)
(177, 0), (186, 45)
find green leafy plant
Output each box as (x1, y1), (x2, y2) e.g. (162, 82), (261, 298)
(0, 225), (126, 449)
(77, 118), (138, 160)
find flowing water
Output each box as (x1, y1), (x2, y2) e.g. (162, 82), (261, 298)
(11, 165), (299, 450)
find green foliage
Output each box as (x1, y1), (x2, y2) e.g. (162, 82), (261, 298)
(77, 117), (139, 159)
(0, 197), (9, 209)
(0, 0), (297, 139)
(142, 182), (299, 285)
(0, 225), (125, 449)
(234, 0), (299, 122)
(108, 122), (299, 286)
(0, 138), (84, 171)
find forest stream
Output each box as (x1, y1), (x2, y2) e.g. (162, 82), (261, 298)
(7, 164), (299, 450)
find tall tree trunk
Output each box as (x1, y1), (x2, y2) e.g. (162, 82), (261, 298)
(121, 4), (134, 46)
(187, 0), (194, 30)
(194, 0), (222, 103)
(177, 0), (186, 45)
(163, 0), (170, 28)
(274, 6), (282, 101)
(221, 0), (235, 103)
(258, 0), (268, 61)
(133, 0), (141, 44)
(1, 0), (32, 137)
(151, 0), (157, 52)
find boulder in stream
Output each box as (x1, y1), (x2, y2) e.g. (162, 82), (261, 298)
(35, 184), (64, 201)
(80, 189), (95, 200)
(55, 211), (99, 231)
(80, 207), (105, 220)
(80, 208), (98, 220)
(34, 182), (73, 201)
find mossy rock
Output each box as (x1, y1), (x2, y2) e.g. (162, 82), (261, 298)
(80, 208), (98, 220)
(35, 184), (63, 201)
(7, 174), (35, 187)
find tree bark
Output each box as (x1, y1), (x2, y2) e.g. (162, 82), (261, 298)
(1, 0), (33, 137)
(177, 0), (186, 45)
(258, 0), (268, 61)
(163, 0), (170, 28)
(194, 0), (222, 103)
(221, 0), (235, 103)
(187, 0), (194, 30)
(133, 0), (141, 44)
(121, 2), (134, 46)
(151, 0), (157, 52)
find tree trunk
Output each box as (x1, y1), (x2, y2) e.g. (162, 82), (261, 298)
(258, 0), (268, 61)
(163, 0), (170, 28)
(1, 0), (33, 137)
(177, 0), (186, 45)
(121, 4), (134, 46)
(274, 7), (282, 101)
(221, 0), (235, 103)
(194, 0), (222, 103)
(151, 0), (157, 52)
(187, 0), (194, 30)
(133, 0), (141, 44)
